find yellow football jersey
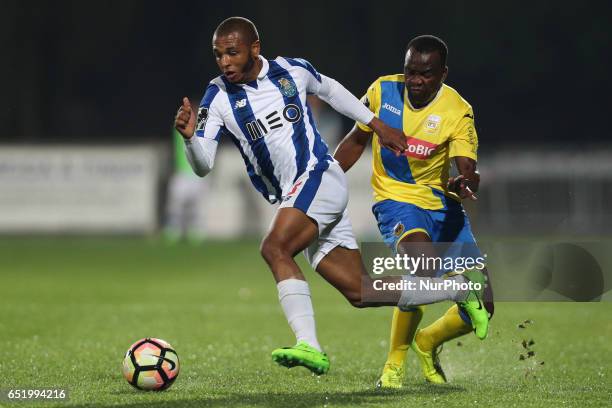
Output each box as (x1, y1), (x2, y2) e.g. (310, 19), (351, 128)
(357, 74), (478, 210)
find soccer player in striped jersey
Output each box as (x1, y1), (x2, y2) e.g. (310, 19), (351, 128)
(175, 18), (488, 376)
(334, 35), (494, 388)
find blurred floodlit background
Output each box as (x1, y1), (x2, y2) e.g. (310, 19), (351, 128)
(1, 1), (611, 239)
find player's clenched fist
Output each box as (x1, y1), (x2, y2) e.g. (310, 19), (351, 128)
(367, 116), (408, 156)
(174, 97), (196, 139)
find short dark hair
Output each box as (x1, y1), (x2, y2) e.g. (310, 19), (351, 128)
(214, 17), (259, 45)
(406, 35), (448, 67)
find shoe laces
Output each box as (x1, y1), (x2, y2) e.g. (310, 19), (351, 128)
(384, 363), (404, 379)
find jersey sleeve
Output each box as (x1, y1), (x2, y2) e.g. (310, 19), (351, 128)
(448, 107), (478, 160)
(195, 83), (225, 142)
(283, 57), (322, 94)
(356, 80), (380, 132)
(185, 82), (225, 177)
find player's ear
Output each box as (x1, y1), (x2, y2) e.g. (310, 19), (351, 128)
(442, 66), (448, 83)
(251, 40), (261, 58)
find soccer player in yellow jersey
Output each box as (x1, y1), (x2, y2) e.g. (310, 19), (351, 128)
(334, 35), (494, 388)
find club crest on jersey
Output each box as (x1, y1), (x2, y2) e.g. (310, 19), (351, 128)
(278, 77), (297, 97)
(424, 114), (441, 133)
(196, 107), (208, 131)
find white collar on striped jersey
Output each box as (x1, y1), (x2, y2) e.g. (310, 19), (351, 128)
(257, 55), (269, 80)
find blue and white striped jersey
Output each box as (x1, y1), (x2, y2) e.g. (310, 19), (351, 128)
(192, 55), (374, 203)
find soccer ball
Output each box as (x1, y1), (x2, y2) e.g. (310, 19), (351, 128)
(122, 338), (180, 391)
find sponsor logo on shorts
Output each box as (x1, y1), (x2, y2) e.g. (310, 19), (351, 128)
(286, 180), (303, 197)
(393, 222), (405, 237)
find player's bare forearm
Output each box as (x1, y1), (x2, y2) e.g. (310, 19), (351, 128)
(448, 156), (480, 200)
(334, 126), (372, 172)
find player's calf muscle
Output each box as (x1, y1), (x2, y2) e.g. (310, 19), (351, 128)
(317, 249), (399, 308)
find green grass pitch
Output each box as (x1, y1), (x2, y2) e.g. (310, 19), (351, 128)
(0, 238), (610, 407)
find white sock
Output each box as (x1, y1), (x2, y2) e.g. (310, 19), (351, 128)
(277, 279), (322, 352)
(397, 274), (469, 310)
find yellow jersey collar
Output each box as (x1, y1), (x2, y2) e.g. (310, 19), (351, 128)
(405, 85), (444, 111)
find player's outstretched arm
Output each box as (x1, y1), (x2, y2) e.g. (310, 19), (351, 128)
(314, 75), (407, 155)
(174, 97), (196, 139)
(366, 117), (408, 156)
(333, 125), (373, 172)
(448, 157), (480, 200)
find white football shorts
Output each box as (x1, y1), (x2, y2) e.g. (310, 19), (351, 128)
(279, 159), (359, 269)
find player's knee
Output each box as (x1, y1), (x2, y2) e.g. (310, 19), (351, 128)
(259, 236), (289, 265)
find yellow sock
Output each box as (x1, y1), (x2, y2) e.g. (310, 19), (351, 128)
(385, 306), (424, 366)
(416, 304), (472, 352)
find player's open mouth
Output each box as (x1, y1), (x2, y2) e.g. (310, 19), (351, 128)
(225, 71), (239, 81)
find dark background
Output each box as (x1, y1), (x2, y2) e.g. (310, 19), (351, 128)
(1, 0), (610, 145)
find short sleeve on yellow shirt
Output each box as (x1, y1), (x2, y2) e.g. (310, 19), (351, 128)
(449, 108), (478, 160)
